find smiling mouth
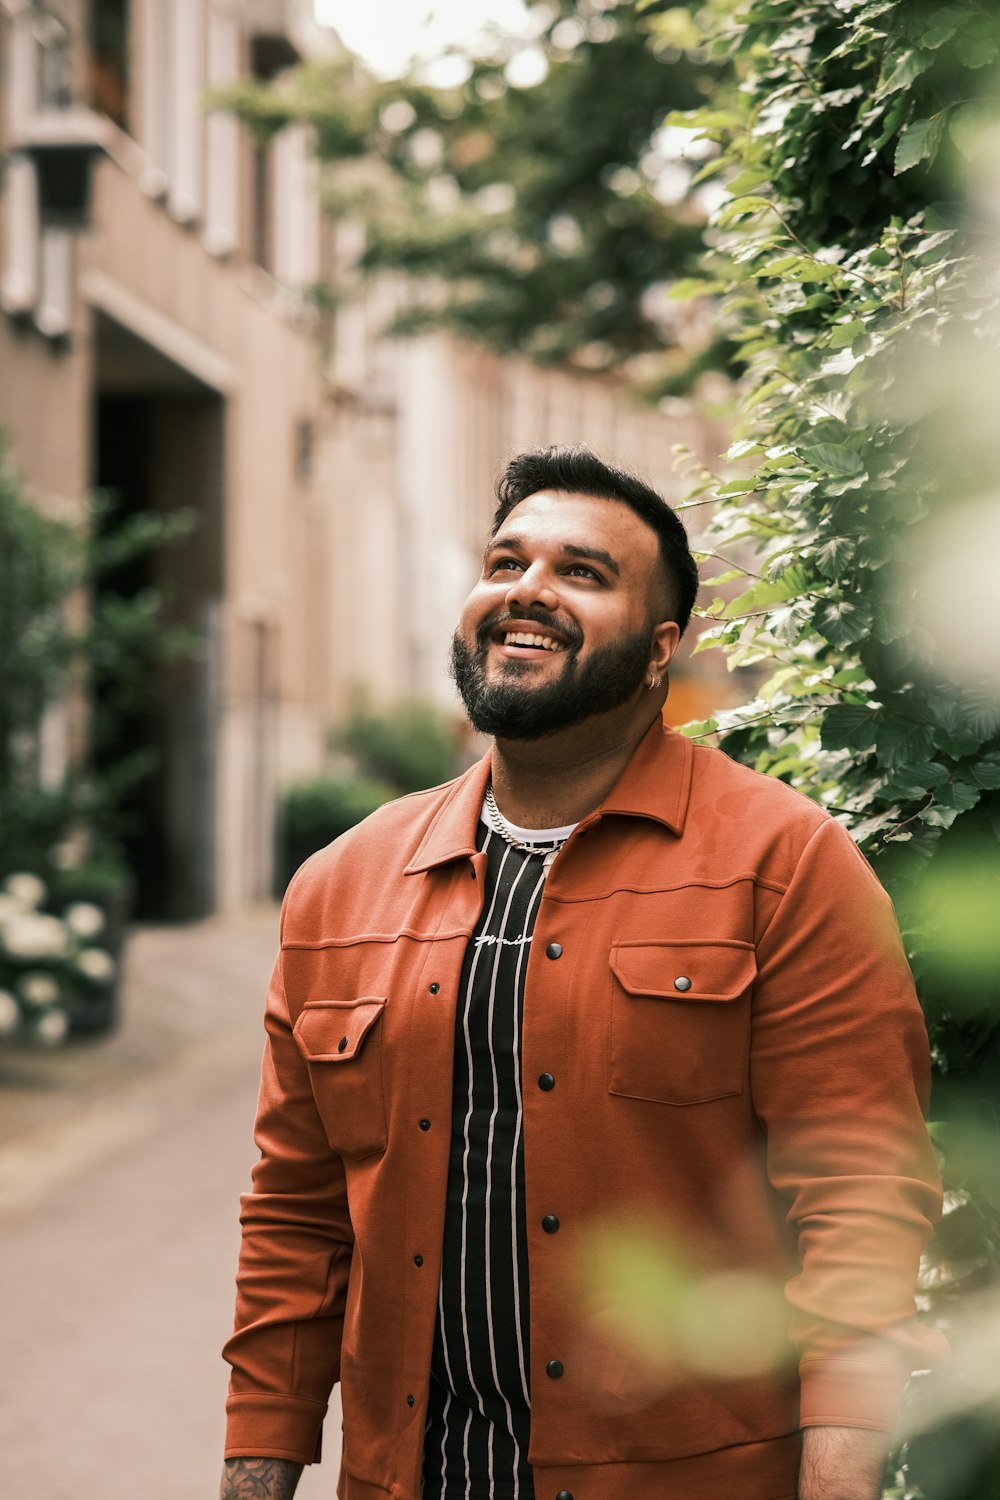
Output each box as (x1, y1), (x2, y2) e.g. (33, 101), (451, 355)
(500, 630), (566, 653)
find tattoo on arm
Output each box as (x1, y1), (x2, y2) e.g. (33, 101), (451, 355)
(220, 1457), (304, 1499)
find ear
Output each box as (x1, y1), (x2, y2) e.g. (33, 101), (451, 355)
(648, 619), (681, 678)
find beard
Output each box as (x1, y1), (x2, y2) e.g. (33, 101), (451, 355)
(449, 614), (654, 740)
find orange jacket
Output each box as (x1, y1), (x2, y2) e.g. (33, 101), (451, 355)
(224, 722), (945, 1500)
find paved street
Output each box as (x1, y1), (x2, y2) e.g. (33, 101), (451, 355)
(0, 911), (341, 1499)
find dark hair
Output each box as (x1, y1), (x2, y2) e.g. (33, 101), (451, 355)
(491, 445), (700, 636)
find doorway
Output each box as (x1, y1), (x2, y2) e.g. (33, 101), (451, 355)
(92, 312), (225, 919)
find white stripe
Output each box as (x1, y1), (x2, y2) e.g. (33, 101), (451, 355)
(482, 850), (541, 1482)
(510, 864), (549, 1417)
(462, 1406), (473, 1500)
(439, 1388), (451, 1495)
(457, 833), (512, 1428)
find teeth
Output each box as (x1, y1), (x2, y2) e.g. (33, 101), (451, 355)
(504, 632), (564, 652)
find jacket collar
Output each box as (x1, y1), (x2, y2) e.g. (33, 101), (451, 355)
(404, 718), (694, 875)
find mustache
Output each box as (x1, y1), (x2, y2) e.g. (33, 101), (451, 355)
(476, 607), (583, 652)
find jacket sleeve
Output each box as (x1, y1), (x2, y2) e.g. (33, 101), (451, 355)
(750, 815), (948, 1432)
(222, 936), (353, 1464)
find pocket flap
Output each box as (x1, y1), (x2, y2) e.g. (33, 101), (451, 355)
(294, 997), (386, 1061)
(611, 941), (756, 1003)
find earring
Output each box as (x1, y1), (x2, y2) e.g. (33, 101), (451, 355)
(647, 673), (661, 690)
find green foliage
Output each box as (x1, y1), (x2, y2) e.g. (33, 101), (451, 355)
(663, 2), (1000, 1485)
(282, 774), (398, 851)
(0, 438), (198, 884)
(279, 700), (461, 888)
(215, 1), (724, 380)
(335, 699), (459, 794)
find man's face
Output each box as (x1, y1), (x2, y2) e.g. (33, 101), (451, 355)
(450, 491), (676, 740)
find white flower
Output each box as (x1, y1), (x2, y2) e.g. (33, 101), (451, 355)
(76, 947), (116, 983)
(18, 970), (61, 1007)
(34, 1007), (70, 1046)
(3, 872), (47, 909)
(0, 893), (26, 922)
(2, 912), (69, 959)
(0, 989), (20, 1035)
(64, 902), (105, 939)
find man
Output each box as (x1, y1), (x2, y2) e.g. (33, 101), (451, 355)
(222, 447), (945, 1500)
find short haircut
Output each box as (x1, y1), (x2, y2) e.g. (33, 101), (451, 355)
(491, 445), (699, 635)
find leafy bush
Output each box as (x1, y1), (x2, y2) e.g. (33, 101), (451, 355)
(0, 871), (120, 1046)
(278, 701), (461, 890)
(282, 774), (398, 852)
(335, 700), (459, 793)
(650, 0), (1000, 1489)
(0, 436), (196, 1039)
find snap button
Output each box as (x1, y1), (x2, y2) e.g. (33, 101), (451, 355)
(545, 1359), (564, 1379)
(419, 1118), (431, 1131)
(538, 1072), (555, 1091)
(414, 1254), (424, 1266)
(429, 982), (440, 994)
(542, 1214), (560, 1234)
(406, 1393), (415, 1407)
(674, 975), (692, 992)
(556, 1491), (574, 1500)
(546, 943), (563, 960)
(337, 1035), (349, 1052)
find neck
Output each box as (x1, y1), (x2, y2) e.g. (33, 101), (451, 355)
(490, 704), (660, 828)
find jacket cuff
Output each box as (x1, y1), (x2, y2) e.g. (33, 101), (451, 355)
(798, 1354), (909, 1432)
(224, 1392), (328, 1464)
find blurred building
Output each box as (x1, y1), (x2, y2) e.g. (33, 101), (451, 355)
(1, 0), (727, 918)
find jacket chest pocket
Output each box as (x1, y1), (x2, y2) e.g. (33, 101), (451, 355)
(609, 941), (755, 1106)
(293, 997), (388, 1158)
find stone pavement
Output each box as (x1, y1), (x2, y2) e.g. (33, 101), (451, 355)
(0, 909), (342, 1499)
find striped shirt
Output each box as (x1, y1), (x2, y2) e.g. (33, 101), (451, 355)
(422, 812), (573, 1500)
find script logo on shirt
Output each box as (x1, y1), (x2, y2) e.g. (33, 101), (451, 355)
(473, 932), (533, 949)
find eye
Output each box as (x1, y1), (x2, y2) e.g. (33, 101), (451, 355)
(488, 556), (523, 575)
(565, 564), (602, 581)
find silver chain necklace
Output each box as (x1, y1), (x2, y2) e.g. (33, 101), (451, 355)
(484, 783), (568, 872)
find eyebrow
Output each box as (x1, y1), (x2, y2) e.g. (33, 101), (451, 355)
(485, 535), (622, 577)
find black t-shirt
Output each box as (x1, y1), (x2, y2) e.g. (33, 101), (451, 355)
(422, 819), (566, 1500)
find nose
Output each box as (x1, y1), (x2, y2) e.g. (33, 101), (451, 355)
(504, 560), (558, 612)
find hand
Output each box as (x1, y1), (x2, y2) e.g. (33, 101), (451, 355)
(798, 1425), (890, 1500)
(220, 1457), (304, 1499)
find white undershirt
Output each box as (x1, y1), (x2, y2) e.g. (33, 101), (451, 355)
(478, 801), (577, 844)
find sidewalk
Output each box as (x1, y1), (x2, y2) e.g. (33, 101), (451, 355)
(0, 906), (344, 1499)
(0, 906), (281, 1220)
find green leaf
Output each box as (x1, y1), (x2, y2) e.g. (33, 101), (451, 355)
(723, 566), (811, 619)
(963, 755), (1000, 790)
(678, 718), (719, 739)
(894, 116), (944, 174)
(875, 48), (933, 99)
(815, 597), (874, 648)
(815, 535), (858, 577)
(821, 703), (877, 752)
(667, 278), (724, 301)
(716, 195), (775, 227)
(949, 99), (1000, 161)
(827, 319), (868, 349)
(916, 7), (968, 50)
(797, 444), (866, 478)
(874, 715), (938, 768)
(934, 781), (981, 814)
(700, 569), (744, 586)
(726, 166), (772, 195)
(953, 17), (1000, 69)
(726, 439), (763, 460)
(880, 761), (949, 799)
